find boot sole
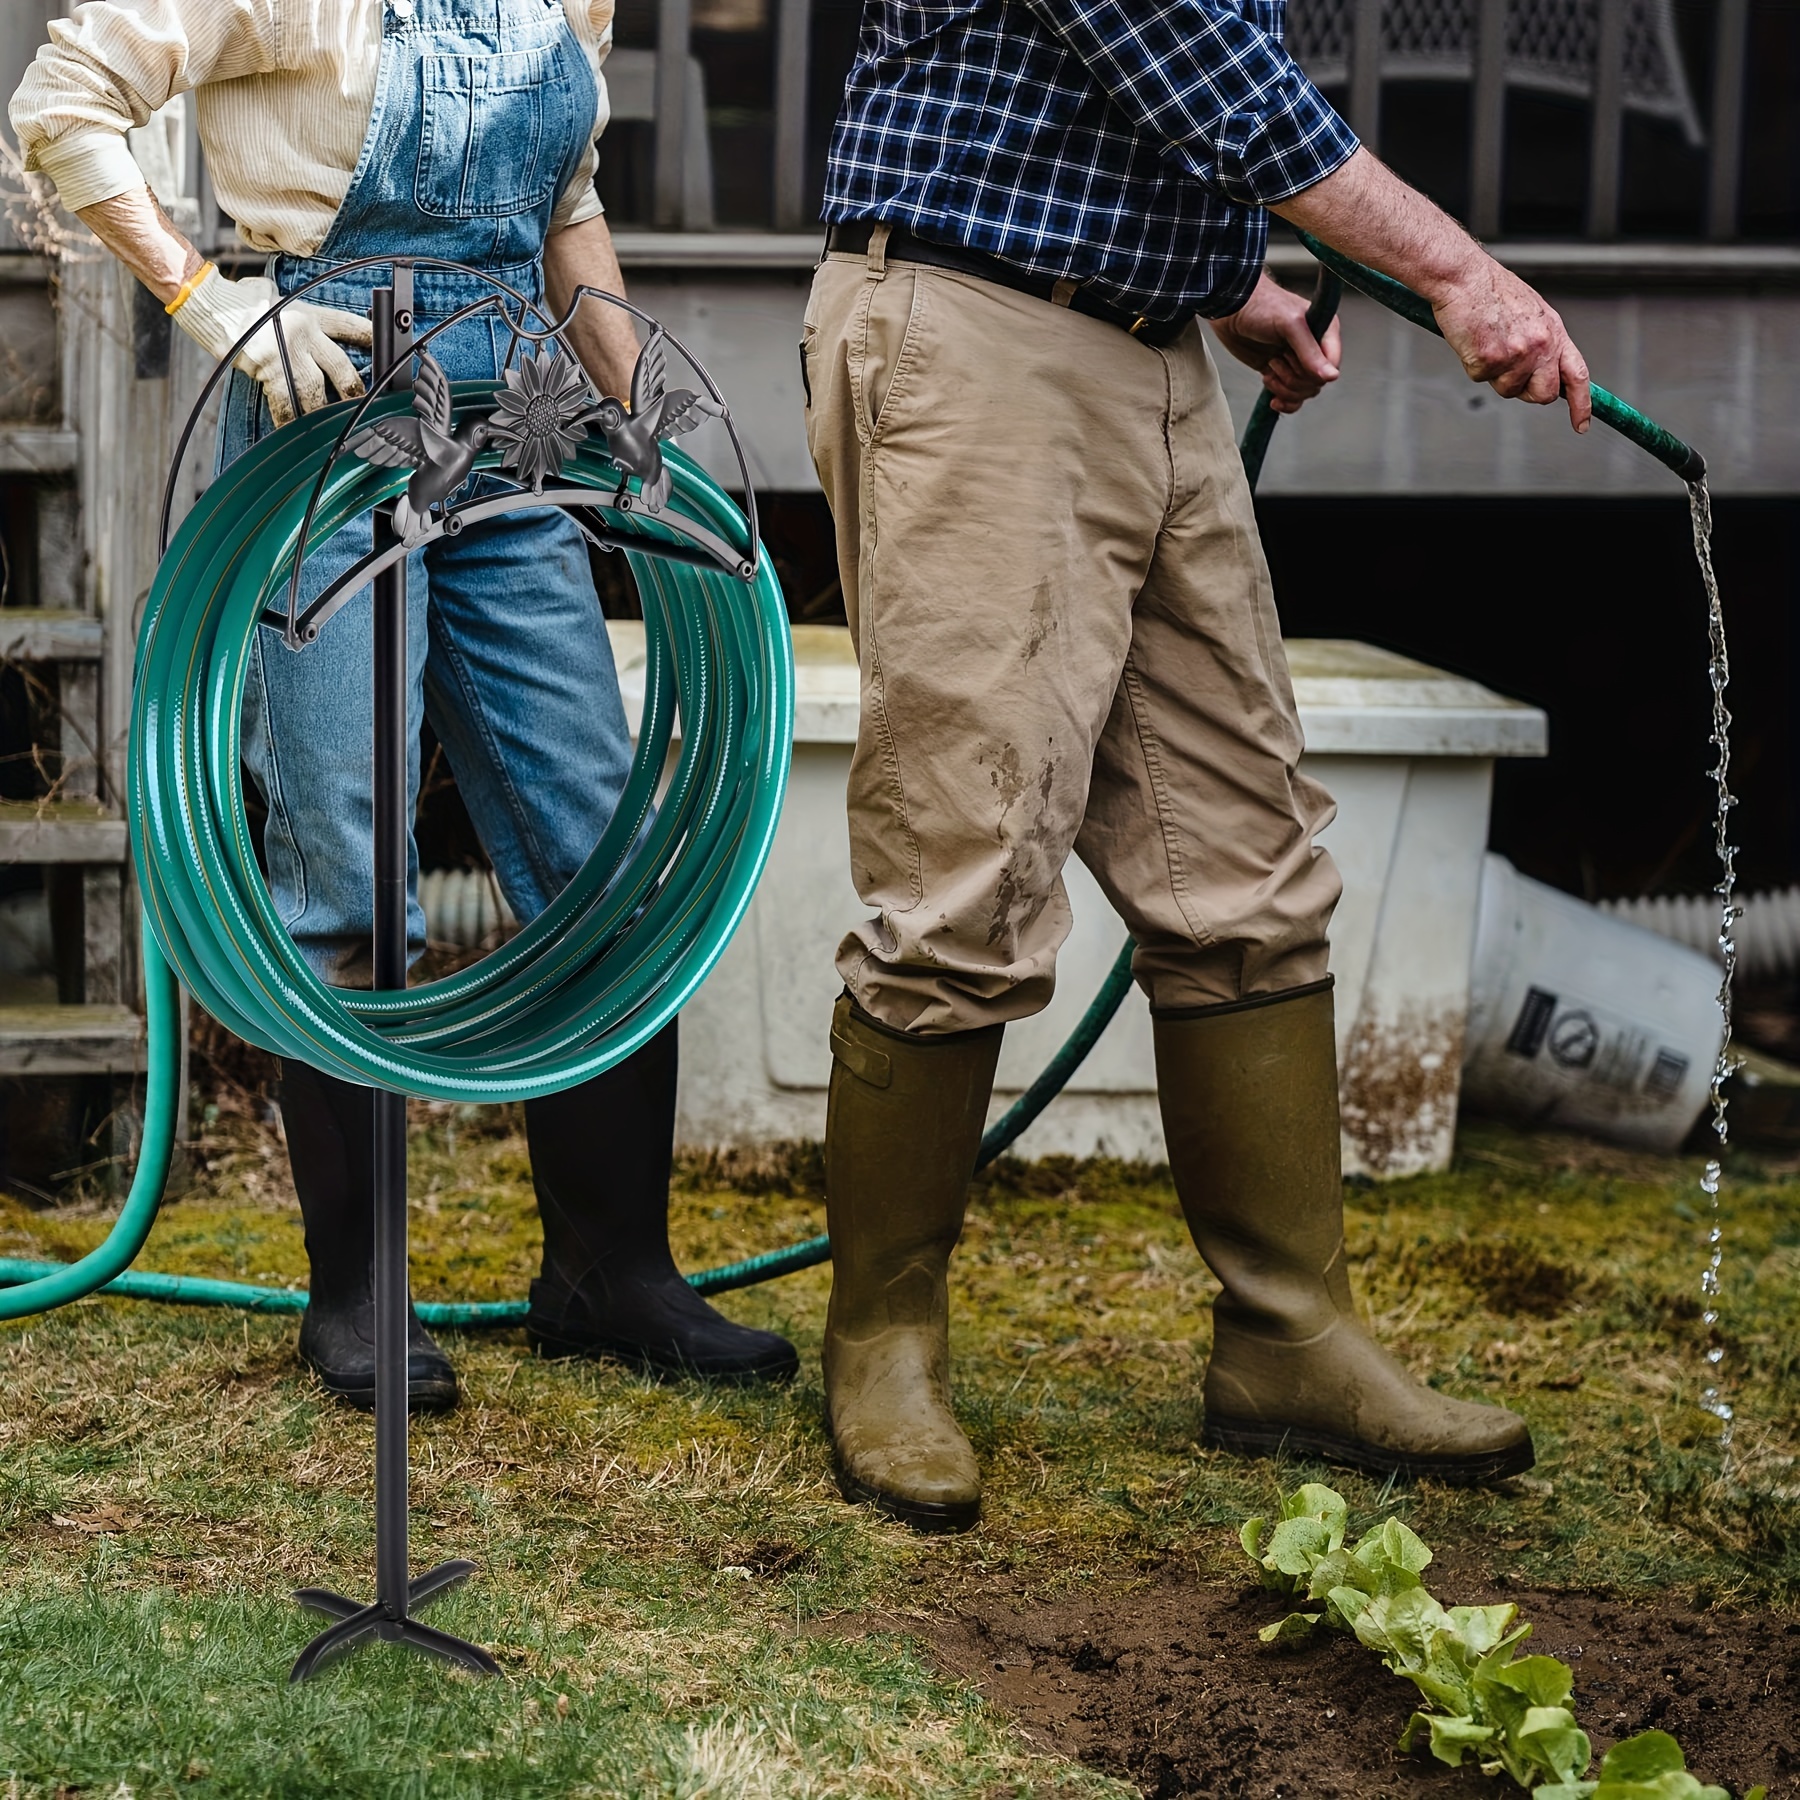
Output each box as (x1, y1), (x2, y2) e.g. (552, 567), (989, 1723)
(835, 1463), (981, 1535)
(526, 1326), (799, 1386)
(1203, 1415), (1536, 1488)
(303, 1364), (461, 1415)
(823, 1407), (982, 1535)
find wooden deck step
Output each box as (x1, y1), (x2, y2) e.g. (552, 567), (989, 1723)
(0, 800), (127, 864)
(0, 1005), (144, 1075)
(0, 610), (103, 661)
(0, 427), (79, 476)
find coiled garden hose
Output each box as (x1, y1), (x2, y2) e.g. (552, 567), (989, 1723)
(0, 242), (1707, 1328)
(0, 378), (792, 1321)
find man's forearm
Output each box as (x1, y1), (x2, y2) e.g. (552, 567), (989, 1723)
(76, 186), (204, 305)
(1271, 146), (1591, 428)
(1269, 147), (1482, 304)
(544, 215), (642, 403)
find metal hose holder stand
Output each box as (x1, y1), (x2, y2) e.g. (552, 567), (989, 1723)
(149, 257), (777, 1684)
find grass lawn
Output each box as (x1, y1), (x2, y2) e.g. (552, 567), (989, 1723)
(0, 1111), (1795, 1797)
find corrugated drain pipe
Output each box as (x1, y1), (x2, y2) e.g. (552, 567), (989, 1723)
(1600, 889), (1800, 983)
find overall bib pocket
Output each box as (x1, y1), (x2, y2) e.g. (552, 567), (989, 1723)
(415, 45), (575, 217)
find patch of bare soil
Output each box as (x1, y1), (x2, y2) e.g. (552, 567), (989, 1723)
(919, 1565), (1800, 1798)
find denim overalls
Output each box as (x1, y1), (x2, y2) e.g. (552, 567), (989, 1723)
(219, 0), (633, 984)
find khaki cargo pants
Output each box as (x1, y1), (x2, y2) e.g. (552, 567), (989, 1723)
(802, 231), (1342, 1035)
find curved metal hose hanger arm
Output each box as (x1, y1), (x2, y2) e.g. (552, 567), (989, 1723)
(159, 258), (764, 605)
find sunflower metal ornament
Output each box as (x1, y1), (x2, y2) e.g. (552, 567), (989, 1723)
(489, 330), (725, 512)
(342, 331), (729, 528)
(488, 347), (598, 492)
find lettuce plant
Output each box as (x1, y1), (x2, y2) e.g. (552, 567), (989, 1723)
(1239, 1487), (1763, 1799)
(1536, 1729), (1764, 1799)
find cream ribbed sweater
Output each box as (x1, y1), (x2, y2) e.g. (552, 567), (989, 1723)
(9, 0), (613, 256)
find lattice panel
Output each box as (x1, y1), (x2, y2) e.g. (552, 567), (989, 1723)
(1286, 0), (1703, 142)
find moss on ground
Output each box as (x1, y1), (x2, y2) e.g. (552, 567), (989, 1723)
(0, 1113), (1795, 1796)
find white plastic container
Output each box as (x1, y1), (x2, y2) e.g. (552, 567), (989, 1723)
(1462, 855), (1721, 1152)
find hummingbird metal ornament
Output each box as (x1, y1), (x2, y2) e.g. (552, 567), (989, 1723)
(344, 354), (496, 545)
(585, 327), (723, 512)
(345, 328), (724, 537)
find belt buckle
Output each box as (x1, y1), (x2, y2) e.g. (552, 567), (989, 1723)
(1127, 315), (1151, 338)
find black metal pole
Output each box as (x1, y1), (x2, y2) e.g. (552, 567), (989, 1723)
(290, 265), (495, 1681)
(369, 281), (411, 1623)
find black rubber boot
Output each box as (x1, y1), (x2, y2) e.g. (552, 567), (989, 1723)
(523, 1022), (799, 1383)
(279, 1059), (460, 1413)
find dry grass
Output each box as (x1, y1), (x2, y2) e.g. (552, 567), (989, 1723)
(0, 1114), (1796, 1794)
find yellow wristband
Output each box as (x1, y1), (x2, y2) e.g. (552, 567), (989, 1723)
(164, 261), (217, 316)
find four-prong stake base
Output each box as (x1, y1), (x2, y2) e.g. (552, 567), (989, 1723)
(291, 1560), (499, 1682)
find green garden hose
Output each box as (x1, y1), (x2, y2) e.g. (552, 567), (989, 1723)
(0, 379), (792, 1321)
(0, 242), (1707, 1328)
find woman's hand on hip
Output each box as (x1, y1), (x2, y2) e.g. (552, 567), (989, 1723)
(172, 267), (371, 426)
(79, 186), (369, 426)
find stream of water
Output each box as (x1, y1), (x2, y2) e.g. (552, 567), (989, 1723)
(1689, 477), (1738, 1462)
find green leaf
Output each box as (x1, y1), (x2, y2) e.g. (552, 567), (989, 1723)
(1530, 1783), (1597, 1800)
(1304, 1546), (1353, 1602)
(1487, 1652), (1576, 1712)
(1583, 1731), (1744, 1797)
(1283, 1483), (1349, 1547)
(1346, 1517), (1433, 1600)
(1597, 1734), (1687, 1781)
(1514, 1706), (1591, 1784)
(1264, 1516), (1333, 1577)
(1378, 1517), (1434, 1575)
(1258, 1611), (1323, 1644)
(1450, 1603), (1528, 1661)
(1352, 1589), (1474, 1714)
(1324, 1584), (1369, 1631)
(1239, 1516), (1267, 1565)
(1580, 1779), (1727, 1799)
(1400, 1711), (1496, 1768)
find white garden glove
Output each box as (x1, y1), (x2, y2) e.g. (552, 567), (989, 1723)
(169, 263), (372, 427)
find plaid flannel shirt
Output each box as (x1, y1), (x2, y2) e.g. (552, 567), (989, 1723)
(822, 0), (1359, 321)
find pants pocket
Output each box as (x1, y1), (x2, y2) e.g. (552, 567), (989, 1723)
(856, 268), (925, 441)
(415, 46), (573, 218)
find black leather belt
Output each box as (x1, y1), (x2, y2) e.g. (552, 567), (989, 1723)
(824, 222), (1196, 349)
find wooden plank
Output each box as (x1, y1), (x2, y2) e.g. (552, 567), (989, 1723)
(1706, 0), (1750, 242)
(611, 231), (823, 268)
(0, 285), (59, 423)
(653, 0), (694, 229)
(1469, 0), (1508, 239)
(33, 485), (83, 614)
(0, 1004), (145, 1075)
(1349, 0), (1383, 148)
(773, 0), (813, 232)
(57, 660), (100, 803)
(0, 7), (58, 257)
(82, 865), (123, 1003)
(0, 610), (103, 662)
(0, 800), (127, 864)
(0, 428), (78, 475)
(1586, 0), (1626, 239)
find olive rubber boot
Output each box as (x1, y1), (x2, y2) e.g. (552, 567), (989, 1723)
(1154, 983), (1535, 1486)
(279, 1059), (460, 1414)
(524, 1021), (799, 1383)
(822, 995), (1003, 1534)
